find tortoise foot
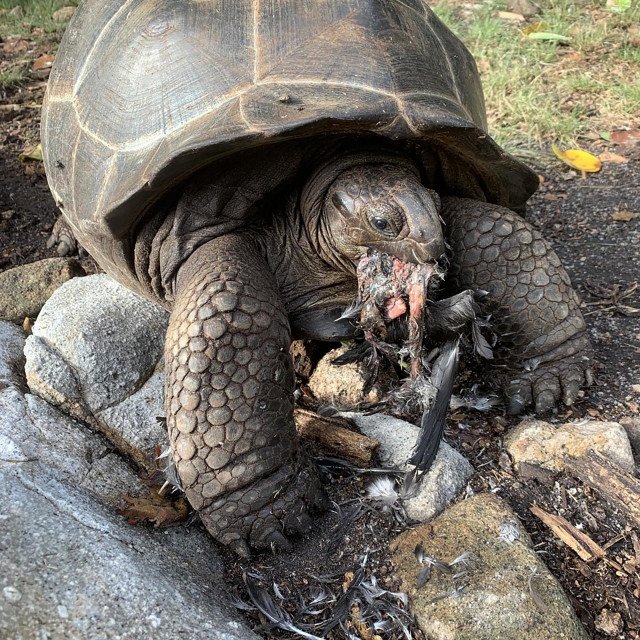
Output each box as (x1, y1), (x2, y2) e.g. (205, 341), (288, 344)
(47, 216), (79, 257)
(200, 455), (327, 555)
(504, 332), (593, 414)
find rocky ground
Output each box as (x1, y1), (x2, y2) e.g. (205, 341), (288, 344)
(2, 4), (640, 640)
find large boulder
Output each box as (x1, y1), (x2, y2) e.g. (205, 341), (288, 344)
(0, 320), (258, 640)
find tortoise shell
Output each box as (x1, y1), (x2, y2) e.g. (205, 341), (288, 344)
(42, 0), (538, 278)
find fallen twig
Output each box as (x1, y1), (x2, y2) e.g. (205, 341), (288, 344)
(530, 504), (605, 562)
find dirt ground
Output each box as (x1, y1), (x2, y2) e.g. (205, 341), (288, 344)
(2, 31), (640, 640)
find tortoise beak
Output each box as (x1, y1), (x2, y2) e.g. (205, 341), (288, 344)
(393, 187), (445, 264)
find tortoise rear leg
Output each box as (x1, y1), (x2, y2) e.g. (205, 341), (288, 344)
(166, 235), (327, 555)
(442, 197), (593, 414)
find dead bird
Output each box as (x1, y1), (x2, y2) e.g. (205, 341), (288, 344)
(337, 249), (493, 482)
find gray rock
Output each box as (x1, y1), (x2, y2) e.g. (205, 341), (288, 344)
(391, 493), (589, 640)
(0, 321), (145, 505)
(0, 467), (258, 640)
(98, 370), (167, 468)
(0, 321), (258, 640)
(505, 418), (635, 473)
(26, 274), (168, 413)
(25, 274), (169, 470)
(0, 257), (84, 323)
(348, 413), (473, 522)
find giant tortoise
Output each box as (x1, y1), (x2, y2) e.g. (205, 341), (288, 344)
(42, 0), (592, 555)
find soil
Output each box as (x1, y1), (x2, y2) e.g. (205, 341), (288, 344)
(2, 36), (639, 640)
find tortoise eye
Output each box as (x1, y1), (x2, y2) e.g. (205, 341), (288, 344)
(365, 206), (403, 238)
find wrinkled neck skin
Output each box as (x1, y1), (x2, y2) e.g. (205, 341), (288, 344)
(256, 149), (434, 341)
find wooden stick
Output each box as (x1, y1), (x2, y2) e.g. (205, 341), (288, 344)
(530, 504), (605, 562)
(294, 408), (379, 467)
(564, 450), (640, 528)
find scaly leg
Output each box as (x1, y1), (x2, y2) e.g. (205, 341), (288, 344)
(166, 235), (326, 555)
(442, 197), (592, 414)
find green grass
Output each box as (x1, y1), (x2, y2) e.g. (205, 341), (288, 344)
(0, 0), (77, 38)
(0, 1), (77, 90)
(432, 0), (640, 149)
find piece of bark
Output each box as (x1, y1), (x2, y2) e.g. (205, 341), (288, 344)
(564, 450), (640, 528)
(530, 504), (605, 562)
(294, 408), (379, 466)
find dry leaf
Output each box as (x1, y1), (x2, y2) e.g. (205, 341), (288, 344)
(526, 31), (571, 44)
(531, 504), (605, 562)
(18, 143), (43, 162)
(497, 10), (525, 21)
(1, 38), (29, 55)
(32, 54), (54, 71)
(552, 144), (601, 175)
(599, 150), (628, 164)
(611, 210), (639, 222)
(118, 491), (189, 527)
(610, 129), (640, 144)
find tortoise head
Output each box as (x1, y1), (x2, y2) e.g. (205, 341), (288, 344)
(323, 163), (445, 267)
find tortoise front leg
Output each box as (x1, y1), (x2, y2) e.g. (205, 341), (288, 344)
(441, 197), (592, 414)
(166, 235), (326, 555)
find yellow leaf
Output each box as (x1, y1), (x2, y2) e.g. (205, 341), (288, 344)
(552, 144), (601, 174)
(522, 22), (545, 36)
(19, 143), (43, 162)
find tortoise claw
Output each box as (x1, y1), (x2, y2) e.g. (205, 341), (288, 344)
(266, 530), (293, 554)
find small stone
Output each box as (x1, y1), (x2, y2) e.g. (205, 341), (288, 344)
(8, 5), (24, 18)
(505, 419), (635, 473)
(348, 413), (473, 522)
(0, 258), (84, 323)
(594, 609), (623, 636)
(52, 5), (76, 21)
(309, 346), (394, 410)
(631, 384), (640, 394)
(391, 494), (589, 640)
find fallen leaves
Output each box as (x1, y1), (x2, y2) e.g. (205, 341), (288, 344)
(118, 491), (189, 527)
(610, 129), (640, 145)
(18, 143), (42, 162)
(31, 54), (54, 79)
(599, 150), (628, 164)
(611, 210), (639, 222)
(552, 144), (601, 176)
(1, 38), (30, 55)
